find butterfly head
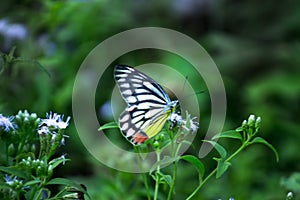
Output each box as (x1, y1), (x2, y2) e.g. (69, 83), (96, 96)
(165, 100), (179, 113)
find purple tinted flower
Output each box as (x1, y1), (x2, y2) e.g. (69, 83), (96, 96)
(4, 174), (17, 185)
(0, 114), (15, 131)
(60, 134), (69, 146)
(60, 153), (67, 165)
(0, 19), (27, 51)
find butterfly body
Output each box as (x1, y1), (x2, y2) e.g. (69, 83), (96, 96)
(114, 65), (180, 145)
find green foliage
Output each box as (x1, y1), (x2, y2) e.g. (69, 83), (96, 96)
(0, 111), (89, 200)
(180, 155), (204, 179)
(1, 0), (299, 199)
(98, 121), (119, 131)
(100, 114), (278, 200)
(281, 173), (300, 196)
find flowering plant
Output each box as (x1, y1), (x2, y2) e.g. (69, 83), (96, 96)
(100, 113), (279, 200)
(0, 110), (88, 200)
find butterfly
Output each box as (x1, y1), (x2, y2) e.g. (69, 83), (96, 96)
(114, 65), (180, 145)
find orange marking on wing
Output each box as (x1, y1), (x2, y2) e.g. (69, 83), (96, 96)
(133, 132), (148, 144)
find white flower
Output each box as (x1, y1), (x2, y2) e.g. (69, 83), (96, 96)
(182, 115), (199, 134)
(51, 132), (57, 143)
(57, 116), (71, 129)
(169, 113), (183, 129)
(189, 117), (199, 134)
(40, 112), (70, 129)
(38, 126), (49, 135)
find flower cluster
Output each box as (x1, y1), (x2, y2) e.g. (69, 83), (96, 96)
(16, 109), (40, 133)
(0, 110), (81, 200)
(242, 114), (261, 130)
(3, 174), (27, 198)
(237, 114), (262, 140)
(181, 115), (199, 134)
(169, 112), (199, 134)
(38, 112), (71, 159)
(40, 112), (71, 130)
(4, 175), (23, 189)
(151, 111), (199, 148)
(21, 157), (53, 178)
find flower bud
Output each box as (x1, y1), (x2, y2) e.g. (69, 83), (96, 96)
(159, 133), (165, 142)
(286, 192), (293, 200)
(153, 141), (160, 149)
(36, 166), (42, 176)
(31, 144), (36, 152)
(30, 113), (37, 119)
(8, 143), (15, 156)
(15, 114), (21, 121)
(23, 144), (29, 152)
(47, 165), (53, 177)
(62, 192), (82, 199)
(241, 120), (248, 130)
(255, 116), (261, 129)
(247, 114), (255, 127)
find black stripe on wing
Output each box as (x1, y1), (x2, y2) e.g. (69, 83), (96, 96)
(114, 65), (171, 106)
(123, 104), (164, 129)
(119, 106), (149, 145)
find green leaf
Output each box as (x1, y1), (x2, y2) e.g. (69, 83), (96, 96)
(158, 172), (172, 186)
(0, 166), (27, 179)
(24, 179), (41, 187)
(150, 156), (179, 174)
(214, 158), (231, 178)
(49, 157), (70, 169)
(47, 178), (90, 198)
(280, 172), (300, 192)
(135, 144), (149, 160)
(212, 130), (242, 140)
(235, 126), (243, 132)
(180, 155), (205, 178)
(0, 182), (11, 190)
(98, 121), (119, 131)
(249, 137), (279, 162)
(204, 140), (227, 159)
(47, 178), (81, 189)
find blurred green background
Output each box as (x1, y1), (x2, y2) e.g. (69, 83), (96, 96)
(1, 0), (299, 199)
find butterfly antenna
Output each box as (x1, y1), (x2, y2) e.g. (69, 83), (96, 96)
(177, 75), (206, 103)
(180, 90), (206, 104)
(180, 75), (188, 95)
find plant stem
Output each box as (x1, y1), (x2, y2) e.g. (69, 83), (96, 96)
(134, 146), (151, 200)
(142, 172), (151, 200)
(186, 168), (216, 200)
(51, 186), (68, 199)
(5, 141), (9, 164)
(30, 186), (40, 200)
(167, 138), (180, 200)
(153, 149), (161, 200)
(186, 140), (249, 200)
(167, 162), (177, 200)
